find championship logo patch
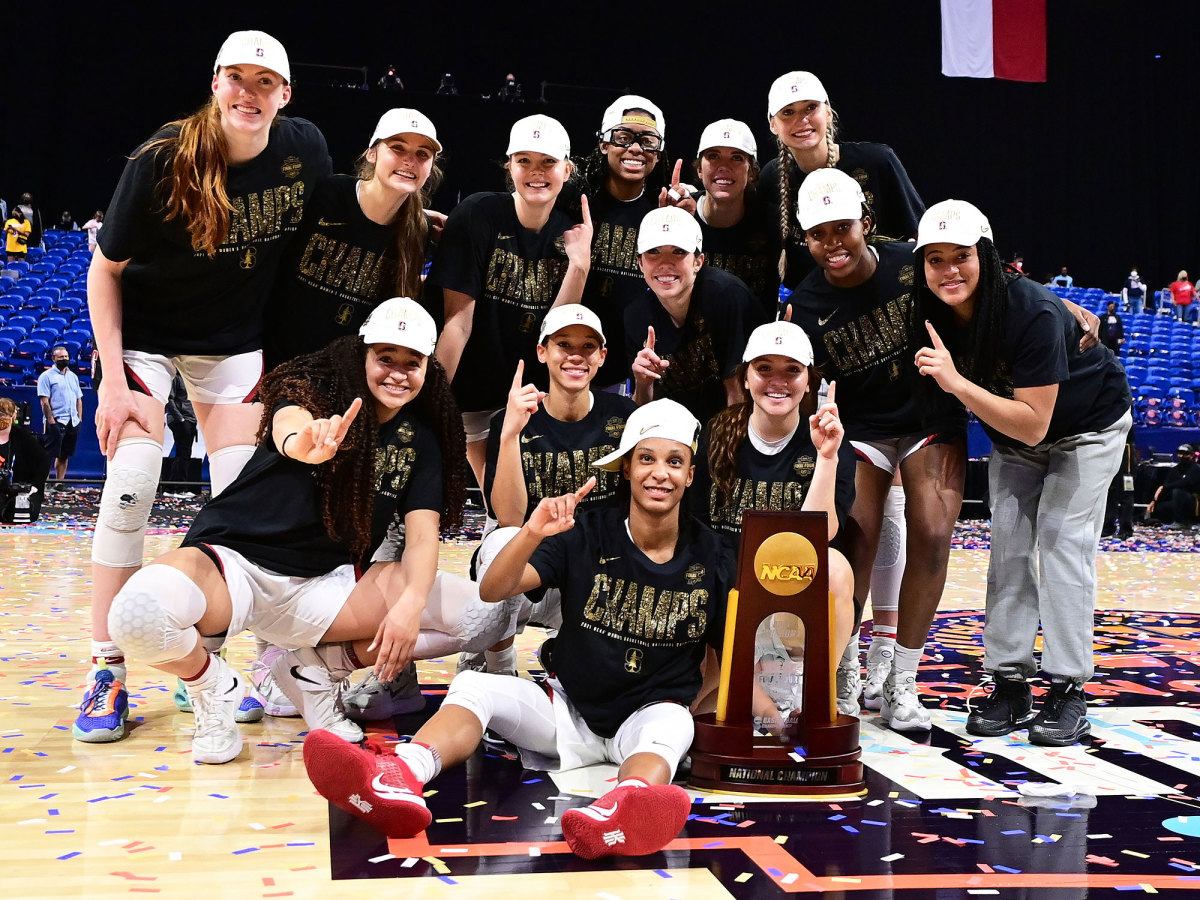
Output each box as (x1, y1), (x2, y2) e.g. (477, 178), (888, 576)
(899, 264), (914, 287)
(397, 422), (415, 444)
(281, 156), (302, 179)
(605, 417), (626, 439)
(686, 563), (705, 586)
(793, 455), (815, 479)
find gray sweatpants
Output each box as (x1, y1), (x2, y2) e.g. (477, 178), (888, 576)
(982, 410), (1132, 681)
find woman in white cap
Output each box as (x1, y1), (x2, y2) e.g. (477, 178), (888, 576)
(574, 95), (686, 389)
(458, 304), (637, 675)
(627, 207), (754, 425)
(789, 169), (966, 733)
(761, 71), (923, 288)
(692, 118), (781, 325)
(106, 299), (508, 762)
(693, 320), (857, 716)
(428, 113), (593, 493)
(76, 30), (332, 744)
(912, 200), (1131, 746)
(264, 108), (443, 371)
(302, 399), (734, 860)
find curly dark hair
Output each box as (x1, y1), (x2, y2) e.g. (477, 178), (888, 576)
(705, 363), (754, 508)
(256, 335), (468, 561)
(910, 236), (1015, 397)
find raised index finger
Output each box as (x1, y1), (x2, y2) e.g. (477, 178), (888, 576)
(925, 321), (946, 350)
(825, 380), (836, 404)
(671, 158), (683, 188)
(579, 193), (592, 228)
(646, 325), (656, 351)
(511, 359), (525, 390)
(334, 397), (363, 441)
(575, 475), (597, 501)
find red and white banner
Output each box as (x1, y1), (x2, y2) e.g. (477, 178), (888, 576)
(941, 0), (1047, 83)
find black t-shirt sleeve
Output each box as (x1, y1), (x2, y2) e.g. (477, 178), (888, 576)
(98, 136), (170, 263)
(426, 195), (492, 298)
(1010, 306), (1070, 389)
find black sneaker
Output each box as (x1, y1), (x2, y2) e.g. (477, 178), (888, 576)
(965, 675), (1035, 736)
(1028, 679), (1090, 746)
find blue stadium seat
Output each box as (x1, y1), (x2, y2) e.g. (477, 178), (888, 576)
(6, 314), (37, 332)
(39, 314), (70, 333)
(0, 275), (15, 293)
(52, 297), (84, 316)
(5, 261), (30, 277)
(13, 338), (49, 360)
(0, 326), (27, 344)
(63, 327), (93, 346)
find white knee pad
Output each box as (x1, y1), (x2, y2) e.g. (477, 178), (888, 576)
(208, 444), (255, 496)
(870, 485), (906, 612)
(415, 572), (517, 657)
(617, 702), (695, 773)
(108, 565), (207, 666)
(442, 669), (496, 729)
(92, 438), (163, 567)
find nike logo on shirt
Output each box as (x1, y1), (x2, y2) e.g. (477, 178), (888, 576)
(818, 309), (839, 326)
(318, 218), (346, 227)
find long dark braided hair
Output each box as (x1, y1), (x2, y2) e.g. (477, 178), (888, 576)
(775, 103), (841, 280)
(911, 236), (1016, 396)
(257, 336), (468, 561)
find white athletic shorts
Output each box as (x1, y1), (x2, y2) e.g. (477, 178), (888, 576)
(207, 545), (352, 651)
(851, 432), (948, 477)
(461, 408), (502, 444)
(124, 349), (264, 405)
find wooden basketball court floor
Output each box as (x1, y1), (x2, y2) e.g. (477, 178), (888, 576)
(3, 514), (1200, 899)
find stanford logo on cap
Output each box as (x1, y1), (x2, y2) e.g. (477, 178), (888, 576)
(573, 312), (583, 320)
(939, 221), (947, 230)
(256, 48), (264, 57)
(533, 129), (541, 138)
(822, 195), (832, 206)
(722, 131), (730, 139)
(791, 84), (799, 93)
(410, 120), (419, 128)
(662, 223), (670, 232)
(774, 336), (783, 345)
(398, 321), (407, 331)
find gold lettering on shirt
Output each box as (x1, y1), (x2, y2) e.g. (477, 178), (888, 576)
(223, 181), (306, 247)
(823, 292), (911, 377)
(590, 222), (640, 277)
(483, 248), (568, 308)
(374, 445), (416, 496)
(297, 234), (391, 304)
(522, 445), (620, 508)
(707, 475), (814, 532)
(582, 575), (709, 644)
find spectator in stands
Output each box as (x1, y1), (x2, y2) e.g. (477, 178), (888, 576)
(1147, 444), (1200, 526)
(1122, 267), (1146, 312)
(0, 396), (49, 523)
(1052, 266), (1073, 288)
(81, 210), (104, 253)
(1099, 300), (1124, 353)
(51, 210), (79, 231)
(377, 65), (404, 91)
(1009, 252), (1024, 273)
(1169, 270), (1196, 322)
(1102, 436), (1137, 540)
(14, 193), (43, 250)
(4, 208), (31, 261)
(37, 346), (83, 483)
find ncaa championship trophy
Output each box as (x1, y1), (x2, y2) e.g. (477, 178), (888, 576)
(689, 510), (864, 795)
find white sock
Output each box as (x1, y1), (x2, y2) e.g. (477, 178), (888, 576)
(484, 645), (516, 674)
(91, 640), (126, 682)
(892, 643), (924, 676)
(394, 741), (439, 783)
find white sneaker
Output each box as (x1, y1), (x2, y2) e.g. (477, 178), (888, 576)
(456, 651), (486, 675)
(249, 646), (300, 717)
(835, 653), (861, 716)
(187, 654), (244, 764)
(880, 670), (932, 732)
(862, 642), (894, 711)
(269, 647), (364, 743)
(342, 663), (425, 722)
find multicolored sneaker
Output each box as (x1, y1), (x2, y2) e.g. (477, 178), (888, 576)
(174, 675), (265, 723)
(561, 781), (692, 859)
(72, 666), (129, 743)
(342, 663), (425, 722)
(303, 730), (432, 836)
(249, 645), (300, 717)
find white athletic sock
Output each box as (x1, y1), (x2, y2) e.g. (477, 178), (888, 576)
(892, 643), (924, 676)
(91, 640), (126, 682)
(484, 645), (516, 674)
(394, 741), (439, 783)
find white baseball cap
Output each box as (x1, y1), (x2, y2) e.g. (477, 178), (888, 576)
(538, 305), (606, 345)
(795, 169), (866, 230)
(637, 207), (703, 254)
(914, 199), (993, 250)
(593, 399), (700, 471)
(370, 108), (442, 152)
(600, 95), (666, 138)
(768, 71), (829, 118)
(696, 118), (757, 158)
(742, 321), (814, 366)
(359, 297), (437, 355)
(214, 31), (290, 84)
(506, 114), (571, 159)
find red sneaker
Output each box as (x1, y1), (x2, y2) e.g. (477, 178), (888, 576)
(302, 729), (432, 837)
(561, 781), (692, 858)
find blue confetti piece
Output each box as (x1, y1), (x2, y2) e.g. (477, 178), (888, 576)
(111, 775), (133, 781)
(232, 848), (258, 855)
(1000, 829), (1025, 835)
(993, 865), (1021, 874)
(9, 775), (22, 782)
(828, 814), (846, 821)
(49, 809), (59, 815)
(766, 867), (783, 877)
(861, 820), (886, 827)
(842, 825), (859, 834)
(522, 778), (543, 784)
(57, 852), (80, 860)
(438, 876), (458, 885)
(703, 841), (725, 848)
(654, 869), (671, 878)
(39, 793), (57, 800)
(209, 793), (229, 799)
(45, 830), (74, 834)
(286, 842), (315, 847)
